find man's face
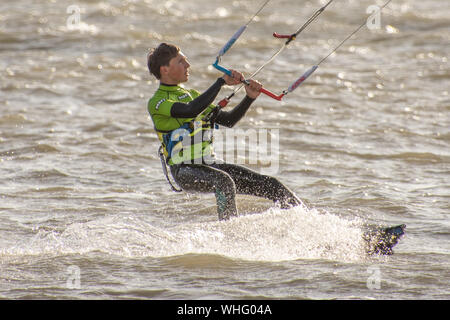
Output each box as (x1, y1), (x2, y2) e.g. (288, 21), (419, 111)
(163, 52), (190, 84)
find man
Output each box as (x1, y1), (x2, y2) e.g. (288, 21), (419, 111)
(147, 43), (302, 220)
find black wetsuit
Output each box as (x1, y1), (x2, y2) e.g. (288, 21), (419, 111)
(166, 78), (302, 220)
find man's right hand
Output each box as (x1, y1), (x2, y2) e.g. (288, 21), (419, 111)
(222, 70), (244, 86)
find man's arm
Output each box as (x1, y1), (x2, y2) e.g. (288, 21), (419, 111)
(170, 78), (225, 118)
(214, 96), (255, 128)
(214, 78), (261, 127)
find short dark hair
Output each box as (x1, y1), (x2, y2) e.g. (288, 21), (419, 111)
(147, 43), (180, 79)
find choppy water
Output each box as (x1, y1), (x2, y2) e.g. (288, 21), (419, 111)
(0, 0), (449, 300)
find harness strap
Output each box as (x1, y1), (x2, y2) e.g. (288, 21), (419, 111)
(158, 145), (182, 192)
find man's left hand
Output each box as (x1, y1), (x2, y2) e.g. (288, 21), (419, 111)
(245, 79), (262, 99)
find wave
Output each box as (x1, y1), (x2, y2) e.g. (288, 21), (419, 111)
(0, 206), (369, 263)
(0, 144), (60, 157)
(0, 114), (33, 125)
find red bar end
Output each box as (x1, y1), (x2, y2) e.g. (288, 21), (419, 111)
(218, 98), (229, 108)
(273, 32), (291, 39)
(260, 88), (284, 101)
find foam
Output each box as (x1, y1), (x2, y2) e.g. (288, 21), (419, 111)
(1, 206), (368, 262)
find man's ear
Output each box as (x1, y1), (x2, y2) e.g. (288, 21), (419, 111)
(160, 65), (168, 77)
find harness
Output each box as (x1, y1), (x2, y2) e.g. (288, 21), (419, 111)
(157, 106), (221, 192)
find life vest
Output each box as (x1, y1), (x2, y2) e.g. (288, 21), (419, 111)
(148, 84), (220, 191)
(159, 116), (218, 165)
(148, 84), (220, 165)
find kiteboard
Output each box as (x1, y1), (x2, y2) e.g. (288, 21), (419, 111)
(363, 224), (406, 255)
